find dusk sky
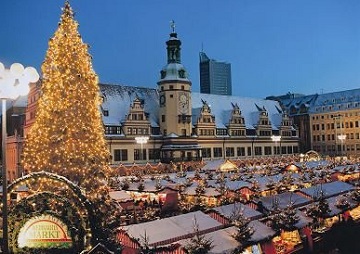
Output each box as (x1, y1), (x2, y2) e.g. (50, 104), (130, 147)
(1, 0), (360, 98)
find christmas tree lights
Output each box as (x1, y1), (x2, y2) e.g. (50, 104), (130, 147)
(21, 1), (121, 250)
(23, 1), (110, 199)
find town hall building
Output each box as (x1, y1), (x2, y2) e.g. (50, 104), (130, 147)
(9, 27), (299, 181)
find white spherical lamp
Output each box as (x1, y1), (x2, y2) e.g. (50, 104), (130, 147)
(10, 63), (24, 77)
(24, 66), (40, 83)
(0, 62), (5, 74)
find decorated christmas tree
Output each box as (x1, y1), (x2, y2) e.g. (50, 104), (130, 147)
(23, 1), (110, 193)
(21, 1), (120, 250)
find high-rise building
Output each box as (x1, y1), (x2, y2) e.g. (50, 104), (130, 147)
(199, 51), (232, 95)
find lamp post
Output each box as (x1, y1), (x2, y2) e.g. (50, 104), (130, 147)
(135, 136), (149, 162)
(271, 135), (281, 156)
(338, 134), (346, 157)
(0, 62), (39, 253)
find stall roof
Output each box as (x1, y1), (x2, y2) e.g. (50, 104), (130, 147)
(177, 219), (276, 254)
(109, 190), (132, 202)
(210, 203), (263, 221)
(202, 159), (238, 172)
(297, 181), (354, 199)
(121, 211), (222, 247)
(258, 192), (311, 212)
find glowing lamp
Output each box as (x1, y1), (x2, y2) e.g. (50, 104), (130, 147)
(0, 61), (40, 253)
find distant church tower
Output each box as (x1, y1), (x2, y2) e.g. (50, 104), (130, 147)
(158, 21), (192, 137)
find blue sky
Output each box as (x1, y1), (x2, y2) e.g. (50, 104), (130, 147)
(1, 0), (359, 98)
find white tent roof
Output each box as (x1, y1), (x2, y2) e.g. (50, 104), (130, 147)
(122, 211), (222, 247)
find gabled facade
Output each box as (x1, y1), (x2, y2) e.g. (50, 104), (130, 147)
(226, 103), (246, 137)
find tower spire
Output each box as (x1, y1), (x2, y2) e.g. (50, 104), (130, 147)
(170, 20), (176, 33)
(166, 21), (181, 64)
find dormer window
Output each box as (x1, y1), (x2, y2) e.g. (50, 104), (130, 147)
(160, 70), (166, 79)
(179, 69), (185, 78)
(103, 110), (109, 116)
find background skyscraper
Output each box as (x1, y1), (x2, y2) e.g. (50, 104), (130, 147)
(199, 51), (232, 96)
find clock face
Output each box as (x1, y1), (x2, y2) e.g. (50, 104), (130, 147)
(179, 94), (188, 114)
(160, 95), (166, 106)
(180, 94), (187, 103)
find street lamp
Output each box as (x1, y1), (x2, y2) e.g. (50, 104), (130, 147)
(135, 136), (149, 162)
(337, 134), (346, 157)
(271, 135), (281, 156)
(0, 62), (39, 253)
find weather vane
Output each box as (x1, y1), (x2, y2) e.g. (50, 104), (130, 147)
(170, 20), (176, 33)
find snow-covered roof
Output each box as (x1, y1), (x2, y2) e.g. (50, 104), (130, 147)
(324, 195), (357, 217)
(179, 226), (239, 254)
(183, 186), (221, 197)
(122, 211), (222, 247)
(202, 159), (238, 172)
(294, 160), (330, 169)
(99, 84), (159, 127)
(297, 181), (354, 199)
(224, 180), (251, 191)
(126, 179), (175, 192)
(158, 63), (190, 83)
(280, 88), (360, 115)
(294, 210), (313, 229)
(210, 203), (263, 220)
(191, 93), (284, 130)
(249, 220), (277, 243)
(258, 192), (311, 212)
(99, 84), (287, 132)
(109, 190), (132, 201)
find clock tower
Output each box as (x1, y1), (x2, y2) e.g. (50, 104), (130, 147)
(158, 22), (192, 137)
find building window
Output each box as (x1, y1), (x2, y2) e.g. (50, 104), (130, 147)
(134, 149), (146, 160)
(114, 149), (128, 162)
(293, 146), (299, 153)
(213, 147), (223, 158)
(237, 147), (245, 157)
(254, 147), (262, 156)
(226, 147), (234, 157)
(216, 129), (227, 136)
(162, 115), (165, 122)
(105, 126), (122, 135)
(103, 110), (109, 116)
(202, 148), (211, 158)
(264, 146), (272, 155)
(287, 146), (293, 154)
(247, 147), (252, 156)
(149, 149), (160, 160)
